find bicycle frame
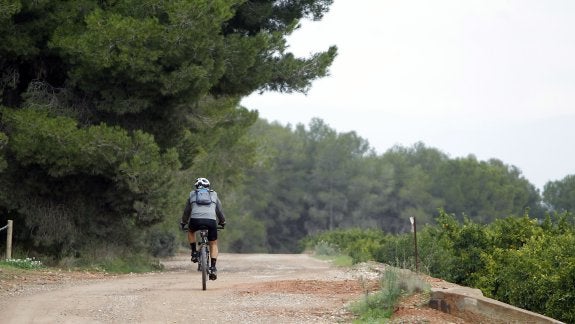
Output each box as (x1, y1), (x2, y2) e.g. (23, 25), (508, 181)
(191, 226), (223, 290)
(198, 229), (210, 290)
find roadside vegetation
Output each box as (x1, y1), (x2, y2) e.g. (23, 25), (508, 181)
(306, 210), (575, 323)
(0, 258), (159, 274)
(63, 254), (164, 273)
(311, 240), (353, 267)
(0, 257), (44, 270)
(311, 240), (430, 322)
(1, 249), (160, 274)
(349, 268), (430, 323)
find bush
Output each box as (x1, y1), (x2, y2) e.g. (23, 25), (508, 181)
(305, 228), (387, 264)
(303, 212), (575, 323)
(148, 230), (177, 257)
(476, 233), (575, 323)
(372, 233), (414, 269)
(313, 240), (341, 256)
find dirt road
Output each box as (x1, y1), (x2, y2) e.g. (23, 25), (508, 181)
(0, 253), (372, 323)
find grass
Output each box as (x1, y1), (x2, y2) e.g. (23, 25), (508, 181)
(310, 239), (432, 322)
(0, 255), (162, 274)
(51, 244), (166, 273)
(98, 255), (164, 273)
(0, 258), (47, 286)
(349, 268), (431, 323)
(315, 254), (354, 267)
(312, 240), (354, 266)
(0, 257), (44, 270)
(1, 246), (164, 274)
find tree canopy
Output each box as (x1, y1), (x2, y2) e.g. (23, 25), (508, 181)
(543, 175), (575, 212)
(0, 0), (336, 260)
(229, 119), (544, 252)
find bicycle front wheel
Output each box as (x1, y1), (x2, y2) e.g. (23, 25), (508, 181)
(200, 246), (208, 290)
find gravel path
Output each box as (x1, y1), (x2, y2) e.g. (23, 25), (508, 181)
(0, 253), (370, 323)
(0, 253), (471, 323)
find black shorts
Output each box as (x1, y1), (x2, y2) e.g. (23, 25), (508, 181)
(188, 218), (218, 241)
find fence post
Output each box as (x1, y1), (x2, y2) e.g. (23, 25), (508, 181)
(410, 217), (419, 273)
(6, 220), (12, 260)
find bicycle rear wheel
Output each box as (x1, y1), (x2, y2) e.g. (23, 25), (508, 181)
(200, 246), (208, 290)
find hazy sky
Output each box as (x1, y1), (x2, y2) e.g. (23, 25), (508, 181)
(241, 0), (575, 190)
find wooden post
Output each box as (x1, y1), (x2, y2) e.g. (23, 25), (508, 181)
(410, 217), (419, 273)
(6, 220), (12, 260)
(414, 218), (419, 272)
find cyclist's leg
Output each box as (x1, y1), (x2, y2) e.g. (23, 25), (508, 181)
(209, 240), (218, 260)
(188, 219), (201, 262)
(206, 219), (218, 263)
(206, 220), (219, 278)
(188, 230), (199, 262)
(188, 230), (197, 250)
(208, 240), (218, 280)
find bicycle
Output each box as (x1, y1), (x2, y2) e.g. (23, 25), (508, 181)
(195, 226), (224, 291)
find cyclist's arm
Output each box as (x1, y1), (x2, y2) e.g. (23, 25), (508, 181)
(215, 199), (226, 224)
(181, 199), (191, 224)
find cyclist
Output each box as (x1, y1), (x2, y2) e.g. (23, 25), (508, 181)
(180, 177), (226, 280)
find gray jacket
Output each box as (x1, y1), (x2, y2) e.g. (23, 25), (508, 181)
(181, 189), (226, 224)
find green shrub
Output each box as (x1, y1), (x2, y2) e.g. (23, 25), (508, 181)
(476, 233), (575, 323)
(305, 228), (387, 264)
(304, 211), (575, 323)
(148, 230), (177, 257)
(313, 240), (341, 256)
(347, 237), (384, 264)
(372, 233), (414, 269)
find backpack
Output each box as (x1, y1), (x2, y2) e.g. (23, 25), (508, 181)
(193, 188), (213, 205)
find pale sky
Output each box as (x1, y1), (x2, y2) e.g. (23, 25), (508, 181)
(241, 0), (575, 191)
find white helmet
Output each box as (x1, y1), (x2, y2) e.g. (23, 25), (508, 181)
(194, 177), (210, 189)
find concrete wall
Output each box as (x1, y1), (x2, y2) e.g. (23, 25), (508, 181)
(429, 287), (565, 324)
